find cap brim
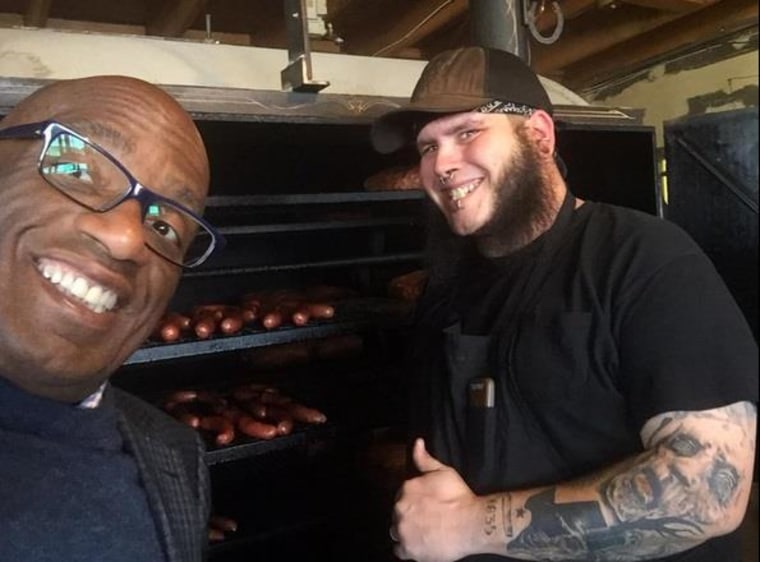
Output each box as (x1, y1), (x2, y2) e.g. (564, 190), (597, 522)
(371, 94), (491, 154)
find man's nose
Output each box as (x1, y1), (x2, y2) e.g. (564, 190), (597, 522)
(432, 143), (461, 182)
(75, 199), (150, 263)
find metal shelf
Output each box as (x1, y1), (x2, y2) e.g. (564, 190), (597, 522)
(124, 298), (412, 365)
(182, 253), (423, 278)
(207, 191), (423, 207)
(218, 216), (419, 236)
(205, 423), (337, 466)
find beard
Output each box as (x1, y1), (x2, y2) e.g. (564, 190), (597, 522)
(423, 125), (558, 287)
(473, 125), (556, 257)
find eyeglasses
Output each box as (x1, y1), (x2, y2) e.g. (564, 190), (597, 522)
(0, 120), (225, 268)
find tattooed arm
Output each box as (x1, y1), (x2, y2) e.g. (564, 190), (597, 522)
(391, 401), (756, 562)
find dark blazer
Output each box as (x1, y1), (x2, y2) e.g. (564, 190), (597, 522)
(114, 388), (211, 562)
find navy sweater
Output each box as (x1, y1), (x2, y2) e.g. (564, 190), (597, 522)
(0, 376), (165, 562)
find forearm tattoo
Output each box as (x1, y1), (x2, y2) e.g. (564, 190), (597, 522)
(505, 403), (755, 561)
(502, 493), (514, 538)
(485, 497), (498, 536)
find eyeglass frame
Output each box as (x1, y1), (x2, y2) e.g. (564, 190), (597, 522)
(0, 119), (225, 268)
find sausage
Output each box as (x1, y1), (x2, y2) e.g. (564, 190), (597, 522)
(236, 414), (278, 440)
(273, 417), (294, 436)
(156, 322), (182, 342)
(280, 401), (327, 424)
(164, 389), (226, 416)
(199, 415), (236, 446)
(165, 311), (192, 331)
(237, 399), (294, 436)
(165, 389), (199, 404)
(261, 403), (295, 436)
(192, 304), (227, 322)
(209, 514), (238, 534)
(193, 304), (240, 339)
(291, 305), (311, 326)
(219, 307), (244, 335)
(260, 293), (311, 329)
(388, 269), (429, 302)
(239, 399), (268, 420)
(240, 295), (262, 322)
(261, 309), (283, 330)
(193, 310), (218, 339)
(152, 311), (192, 342)
(240, 304), (259, 324)
(152, 319), (178, 342)
(161, 397), (203, 428)
(363, 164), (422, 191)
(307, 303), (335, 320)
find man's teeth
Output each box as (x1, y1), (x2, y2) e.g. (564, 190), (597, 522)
(449, 182), (478, 201)
(40, 263), (118, 314)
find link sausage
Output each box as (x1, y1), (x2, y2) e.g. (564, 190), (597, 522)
(237, 414), (278, 440)
(199, 415), (236, 446)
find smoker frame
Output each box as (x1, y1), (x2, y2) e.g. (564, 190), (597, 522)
(0, 77), (660, 561)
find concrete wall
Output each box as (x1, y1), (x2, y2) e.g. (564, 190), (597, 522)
(582, 29), (758, 149)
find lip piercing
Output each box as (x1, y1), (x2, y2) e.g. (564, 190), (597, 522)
(456, 199), (463, 209)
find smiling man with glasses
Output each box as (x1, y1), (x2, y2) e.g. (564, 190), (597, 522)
(0, 76), (220, 562)
(0, 119), (224, 268)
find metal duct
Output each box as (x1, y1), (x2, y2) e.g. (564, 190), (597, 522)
(469, 0), (530, 61)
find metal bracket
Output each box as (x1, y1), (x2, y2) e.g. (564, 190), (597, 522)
(281, 0), (330, 93)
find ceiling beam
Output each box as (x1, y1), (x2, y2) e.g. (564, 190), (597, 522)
(338, 0), (468, 57)
(242, 1), (288, 49)
(621, 0), (718, 12)
(533, 5), (689, 72)
(146, 0), (208, 37)
(535, 0), (596, 32)
(24, 0), (52, 28)
(563, 0), (758, 89)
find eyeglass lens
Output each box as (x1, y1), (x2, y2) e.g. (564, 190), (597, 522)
(39, 130), (213, 266)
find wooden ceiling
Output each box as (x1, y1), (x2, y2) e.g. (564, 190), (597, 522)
(0, 0), (756, 93)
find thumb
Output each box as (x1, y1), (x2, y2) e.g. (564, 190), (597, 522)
(413, 437), (445, 473)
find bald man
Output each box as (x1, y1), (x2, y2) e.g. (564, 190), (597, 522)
(0, 76), (225, 562)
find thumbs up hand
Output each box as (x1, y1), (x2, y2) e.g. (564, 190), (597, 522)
(412, 436), (447, 473)
(391, 438), (481, 562)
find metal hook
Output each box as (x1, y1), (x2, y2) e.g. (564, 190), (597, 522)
(527, 0), (564, 45)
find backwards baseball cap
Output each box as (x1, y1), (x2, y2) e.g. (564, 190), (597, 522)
(371, 46), (553, 154)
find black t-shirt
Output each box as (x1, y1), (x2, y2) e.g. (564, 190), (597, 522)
(408, 201), (758, 561)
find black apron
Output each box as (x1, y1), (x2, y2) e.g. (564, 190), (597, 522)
(419, 191), (578, 495)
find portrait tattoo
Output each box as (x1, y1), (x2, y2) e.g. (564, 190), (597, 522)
(506, 412), (749, 560)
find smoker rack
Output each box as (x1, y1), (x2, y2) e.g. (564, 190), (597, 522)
(125, 297), (413, 365)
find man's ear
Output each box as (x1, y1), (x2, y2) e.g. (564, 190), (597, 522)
(525, 109), (556, 156)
